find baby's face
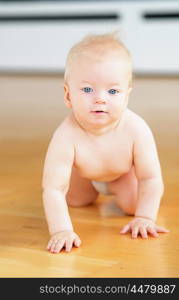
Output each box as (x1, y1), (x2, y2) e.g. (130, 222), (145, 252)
(64, 54), (132, 132)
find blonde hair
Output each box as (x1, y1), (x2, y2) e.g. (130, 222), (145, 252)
(64, 32), (133, 85)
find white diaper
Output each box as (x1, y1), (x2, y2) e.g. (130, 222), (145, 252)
(91, 181), (111, 195)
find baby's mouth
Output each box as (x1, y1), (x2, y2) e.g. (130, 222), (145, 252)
(91, 110), (107, 114)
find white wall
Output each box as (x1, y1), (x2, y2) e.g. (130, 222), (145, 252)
(0, 0), (179, 74)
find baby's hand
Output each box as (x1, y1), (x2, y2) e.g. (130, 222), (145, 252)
(120, 217), (169, 239)
(47, 230), (81, 253)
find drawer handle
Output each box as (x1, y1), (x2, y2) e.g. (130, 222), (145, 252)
(0, 14), (120, 22)
(143, 12), (179, 20)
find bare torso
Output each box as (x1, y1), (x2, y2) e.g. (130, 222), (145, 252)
(43, 106), (167, 252)
(68, 108), (134, 182)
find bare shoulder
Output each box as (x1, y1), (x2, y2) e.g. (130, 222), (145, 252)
(42, 114), (76, 189)
(44, 114), (79, 158)
(125, 109), (153, 139)
(52, 113), (77, 143)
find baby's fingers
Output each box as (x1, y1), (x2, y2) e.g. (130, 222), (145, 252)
(156, 226), (170, 233)
(49, 239), (65, 253)
(53, 240), (66, 253)
(147, 227), (159, 238)
(47, 239), (53, 250)
(131, 227), (139, 239)
(65, 239), (74, 252)
(74, 236), (81, 248)
(120, 224), (130, 234)
(139, 227), (148, 239)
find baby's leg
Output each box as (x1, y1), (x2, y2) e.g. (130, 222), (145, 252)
(108, 166), (138, 215)
(66, 167), (99, 207)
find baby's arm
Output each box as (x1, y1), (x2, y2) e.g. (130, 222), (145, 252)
(42, 128), (81, 253)
(121, 120), (169, 238)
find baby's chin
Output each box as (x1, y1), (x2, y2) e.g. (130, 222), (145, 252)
(72, 110), (122, 132)
(88, 115), (121, 130)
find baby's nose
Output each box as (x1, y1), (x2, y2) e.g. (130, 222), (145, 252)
(94, 95), (107, 104)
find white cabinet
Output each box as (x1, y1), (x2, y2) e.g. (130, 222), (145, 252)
(0, 1), (179, 74)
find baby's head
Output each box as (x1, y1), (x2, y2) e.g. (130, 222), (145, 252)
(64, 32), (133, 133)
(64, 32), (132, 84)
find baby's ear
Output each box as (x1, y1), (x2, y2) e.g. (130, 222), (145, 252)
(124, 86), (132, 106)
(128, 86), (132, 95)
(64, 83), (72, 108)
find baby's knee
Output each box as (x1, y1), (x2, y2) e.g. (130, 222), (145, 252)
(66, 194), (93, 207)
(121, 205), (135, 216)
(115, 193), (137, 215)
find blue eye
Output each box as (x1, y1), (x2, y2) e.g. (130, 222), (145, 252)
(82, 87), (93, 93)
(108, 89), (118, 95)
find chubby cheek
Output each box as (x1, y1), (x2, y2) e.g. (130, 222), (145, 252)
(71, 95), (89, 115)
(109, 100), (125, 118)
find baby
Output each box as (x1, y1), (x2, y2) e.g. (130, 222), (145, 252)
(42, 33), (169, 253)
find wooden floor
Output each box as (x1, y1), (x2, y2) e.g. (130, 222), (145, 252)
(0, 75), (179, 277)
